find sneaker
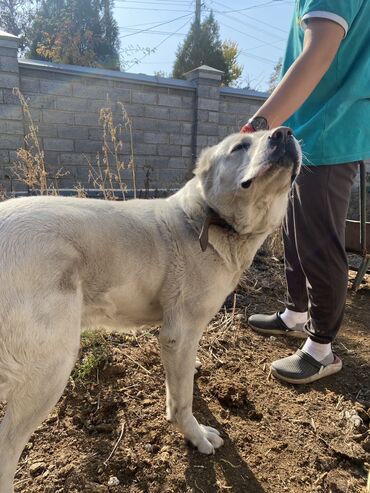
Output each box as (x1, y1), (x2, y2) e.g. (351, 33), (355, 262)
(248, 312), (306, 338)
(271, 349), (342, 384)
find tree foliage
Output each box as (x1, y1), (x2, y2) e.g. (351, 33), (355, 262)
(0, 0), (35, 52)
(268, 57), (282, 93)
(173, 12), (242, 86)
(27, 0), (120, 70)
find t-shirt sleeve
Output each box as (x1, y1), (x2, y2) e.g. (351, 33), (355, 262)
(300, 0), (364, 37)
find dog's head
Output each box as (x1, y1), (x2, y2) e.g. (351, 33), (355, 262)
(195, 127), (301, 236)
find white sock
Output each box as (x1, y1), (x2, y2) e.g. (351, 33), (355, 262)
(302, 338), (334, 363)
(280, 308), (308, 329)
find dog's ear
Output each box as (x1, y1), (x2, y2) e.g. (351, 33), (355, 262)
(194, 146), (216, 176)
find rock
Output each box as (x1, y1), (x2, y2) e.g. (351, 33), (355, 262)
(108, 476), (120, 486)
(29, 462), (46, 476)
(144, 443), (153, 452)
(85, 481), (108, 493)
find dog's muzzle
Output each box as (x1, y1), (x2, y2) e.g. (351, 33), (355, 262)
(267, 126), (300, 183)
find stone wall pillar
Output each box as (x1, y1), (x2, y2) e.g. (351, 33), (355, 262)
(185, 65), (223, 163)
(0, 31), (24, 192)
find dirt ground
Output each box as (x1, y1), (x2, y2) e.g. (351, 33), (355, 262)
(2, 252), (369, 493)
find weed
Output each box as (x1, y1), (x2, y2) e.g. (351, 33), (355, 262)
(73, 330), (112, 380)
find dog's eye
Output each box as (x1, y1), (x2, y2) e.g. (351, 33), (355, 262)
(231, 142), (250, 153)
(241, 179), (253, 189)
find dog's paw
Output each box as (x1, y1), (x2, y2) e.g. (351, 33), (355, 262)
(195, 424), (224, 454)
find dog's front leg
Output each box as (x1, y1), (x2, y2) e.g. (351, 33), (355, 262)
(159, 320), (223, 454)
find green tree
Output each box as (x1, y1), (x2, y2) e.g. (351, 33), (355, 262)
(27, 0), (120, 70)
(173, 11), (242, 86)
(0, 0), (35, 52)
(268, 57), (282, 93)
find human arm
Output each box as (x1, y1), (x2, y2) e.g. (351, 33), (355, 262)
(242, 18), (344, 132)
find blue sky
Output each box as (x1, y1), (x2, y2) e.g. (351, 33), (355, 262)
(113, 0), (295, 91)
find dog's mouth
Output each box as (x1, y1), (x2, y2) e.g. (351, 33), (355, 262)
(241, 132), (300, 189)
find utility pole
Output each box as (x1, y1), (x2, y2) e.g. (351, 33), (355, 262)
(194, 0), (202, 63)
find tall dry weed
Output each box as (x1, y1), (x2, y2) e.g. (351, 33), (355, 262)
(10, 90), (136, 199)
(13, 88), (48, 194)
(88, 102), (136, 200)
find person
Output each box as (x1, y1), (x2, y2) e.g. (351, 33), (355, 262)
(241, 0), (370, 384)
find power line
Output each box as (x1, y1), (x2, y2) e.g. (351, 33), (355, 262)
(210, 0), (289, 35)
(120, 28), (187, 36)
(119, 13), (192, 38)
(216, 15), (286, 50)
(125, 18), (191, 71)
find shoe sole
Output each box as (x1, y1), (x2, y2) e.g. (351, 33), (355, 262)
(249, 323), (307, 339)
(271, 359), (343, 385)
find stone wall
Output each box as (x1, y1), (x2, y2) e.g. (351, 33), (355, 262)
(0, 31), (268, 192)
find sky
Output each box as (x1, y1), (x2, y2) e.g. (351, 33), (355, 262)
(113, 0), (295, 92)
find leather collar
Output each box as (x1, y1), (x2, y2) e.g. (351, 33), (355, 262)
(199, 208), (237, 252)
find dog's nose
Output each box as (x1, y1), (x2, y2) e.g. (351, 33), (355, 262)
(269, 126), (293, 144)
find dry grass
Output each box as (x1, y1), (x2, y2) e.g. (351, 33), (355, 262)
(9, 90), (136, 199)
(88, 102), (136, 200)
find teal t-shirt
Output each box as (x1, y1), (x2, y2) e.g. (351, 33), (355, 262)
(282, 0), (370, 165)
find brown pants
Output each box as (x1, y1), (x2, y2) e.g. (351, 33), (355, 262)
(283, 163), (358, 344)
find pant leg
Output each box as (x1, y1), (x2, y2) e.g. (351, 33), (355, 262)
(283, 189), (309, 312)
(291, 162), (358, 343)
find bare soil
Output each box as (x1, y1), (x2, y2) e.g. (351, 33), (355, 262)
(3, 253), (370, 493)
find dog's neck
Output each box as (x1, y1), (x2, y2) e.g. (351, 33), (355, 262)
(198, 207), (238, 252)
(172, 177), (267, 269)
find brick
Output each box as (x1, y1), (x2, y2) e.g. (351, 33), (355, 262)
(144, 106), (169, 119)
(58, 126), (89, 140)
(43, 138), (74, 152)
(168, 157), (186, 169)
(55, 96), (88, 112)
(20, 77), (40, 93)
(0, 47), (17, 57)
(110, 88), (131, 102)
(75, 140), (102, 153)
(35, 124), (58, 138)
(144, 132), (169, 144)
(208, 111), (219, 123)
(182, 146), (192, 158)
(182, 123), (193, 134)
(6, 121), (24, 135)
(197, 98), (219, 111)
(0, 134), (23, 149)
(42, 110), (74, 125)
(43, 151), (60, 165)
(157, 144), (181, 157)
(26, 93), (55, 109)
(88, 128), (103, 141)
(72, 83), (110, 99)
(135, 143), (157, 156)
(182, 95), (194, 107)
(169, 134), (192, 145)
(158, 94), (182, 107)
(40, 80), (73, 96)
(0, 104), (22, 120)
(74, 112), (100, 126)
(0, 55), (19, 73)
(169, 108), (193, 121)
(0, 150), (9, 163)
(3, 88), (21, 105)
(219, 112), (239, 126)
(131, 91), (157, 105)
(197, 123), (219, 136)
(60, 153), (90, 165)
(0, 73), (19, 89)
(121, 104), (144, 118)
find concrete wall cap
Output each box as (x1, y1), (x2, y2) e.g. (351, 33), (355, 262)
(184, 65), (224, 81)
(18, 59), (196, 91)
(0, 30), (19, 43)
(220, 86), (268, 100)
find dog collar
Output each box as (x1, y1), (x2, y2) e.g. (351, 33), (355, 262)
(199, 208), (238, 252)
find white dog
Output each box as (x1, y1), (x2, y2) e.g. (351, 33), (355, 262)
(0, 128), (300, 492)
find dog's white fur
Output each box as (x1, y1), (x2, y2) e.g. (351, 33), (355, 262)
(0, 130), (301, 492)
